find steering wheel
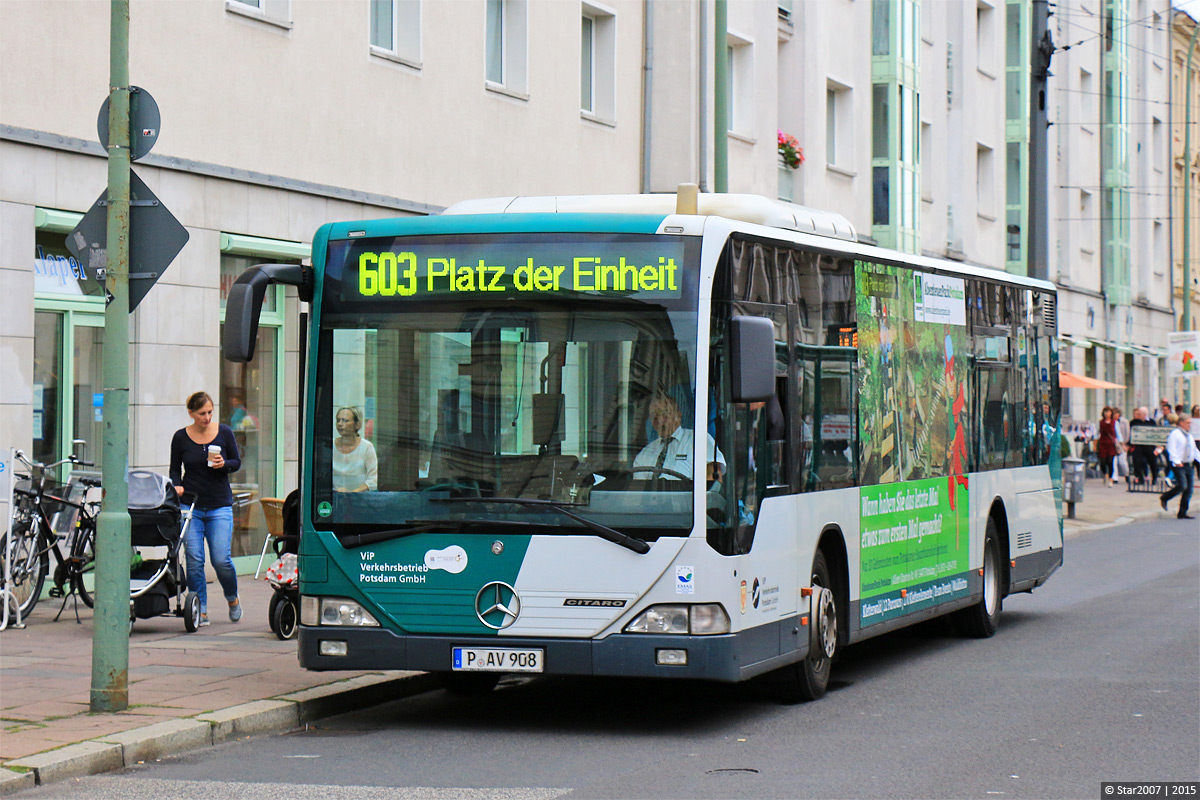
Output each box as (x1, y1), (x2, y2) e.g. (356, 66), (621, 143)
(630, 466), (692, 482)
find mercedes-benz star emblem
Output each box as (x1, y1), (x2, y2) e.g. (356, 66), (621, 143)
(475, 581), (521, 629)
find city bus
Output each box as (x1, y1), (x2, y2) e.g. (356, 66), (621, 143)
(224, 190), (1063, 701)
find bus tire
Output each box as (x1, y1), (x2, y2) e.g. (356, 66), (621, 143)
(953, 516), (1003, 638)
(439, 671), (501, 696)
(774, 549), (837, 704)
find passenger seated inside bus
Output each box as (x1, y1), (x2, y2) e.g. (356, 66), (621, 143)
(632, 393), (725, 487)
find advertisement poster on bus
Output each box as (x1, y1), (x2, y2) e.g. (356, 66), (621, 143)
(856, 263), (971, 626)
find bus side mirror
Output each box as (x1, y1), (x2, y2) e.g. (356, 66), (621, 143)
(729, 315), (776, 403)
(222, 263), (312, 363)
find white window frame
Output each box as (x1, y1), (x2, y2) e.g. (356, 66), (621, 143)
(370, 0), (422, 68)
(581, 2), (616, 123)
(976, 143), (995, 219)
(727, 30), (755, 138)
(976, 0), (996, 77)
(825, 79), (853, 171)
(486, 0), (529, 99)
(225, 0), (292, 31)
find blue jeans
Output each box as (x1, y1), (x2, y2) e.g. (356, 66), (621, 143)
(184, 505), (238, 614)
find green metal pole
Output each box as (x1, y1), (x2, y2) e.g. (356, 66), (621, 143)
(713, 0), (728, 193)
(1183, 19), (1198, 406)
(92, 0), (131, 714)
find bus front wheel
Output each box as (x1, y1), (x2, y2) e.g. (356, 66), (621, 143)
(953, 516), (1003, 638)
(774, 550), (838, 704)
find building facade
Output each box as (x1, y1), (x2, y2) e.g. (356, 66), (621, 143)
(0, 0), (1191, 552)
(1172, 8), (1200, 406)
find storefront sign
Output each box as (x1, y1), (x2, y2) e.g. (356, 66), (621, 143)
(1166, 331), (1198, 378)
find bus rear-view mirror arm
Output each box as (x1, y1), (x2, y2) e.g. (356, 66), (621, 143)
(223, 263), (313, 362)
(729, 315), (776, 403)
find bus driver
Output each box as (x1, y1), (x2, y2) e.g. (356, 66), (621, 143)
(633, 393), (725, 485)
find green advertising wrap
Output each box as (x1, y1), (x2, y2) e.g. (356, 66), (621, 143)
(856, 261), (972, 627)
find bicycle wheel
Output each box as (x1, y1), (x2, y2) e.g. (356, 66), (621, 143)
(0, 527), (48, 618)
(69, 523), (96, 608)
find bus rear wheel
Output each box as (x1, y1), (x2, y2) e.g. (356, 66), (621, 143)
(953, 516), (1003, 638)
(774, 550), (838, 704)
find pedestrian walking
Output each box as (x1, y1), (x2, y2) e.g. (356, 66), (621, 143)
(1160, 414), (1195, 520)
(170, 391), (244, 626)
(1129, 407), (1159, 485)
(1113, 407), (1130, 483)
(1094, 406), (1120, 488)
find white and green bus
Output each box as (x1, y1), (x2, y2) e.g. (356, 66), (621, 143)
(225, 191), (1063, 700)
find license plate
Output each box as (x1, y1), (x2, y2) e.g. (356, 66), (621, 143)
(452, 647), (544, 673)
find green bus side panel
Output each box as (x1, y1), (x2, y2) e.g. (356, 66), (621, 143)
(301, 531), (531, 636)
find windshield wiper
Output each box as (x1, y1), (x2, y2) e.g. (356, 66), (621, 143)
(430, 496), (651, 554)
(338, 522), (443, 548)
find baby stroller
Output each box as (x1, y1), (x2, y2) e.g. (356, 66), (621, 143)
(128, 470), (201, 632)
(265, 490), (300, 640)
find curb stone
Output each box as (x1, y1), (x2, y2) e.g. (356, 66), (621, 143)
(195, 699), (299, 744)
(0, 769), (34, 797)
(6, 741), (122, 786)
(0, 671), (440, 793)
(96, 718), (212, 765)
(278, 671), (438, 723)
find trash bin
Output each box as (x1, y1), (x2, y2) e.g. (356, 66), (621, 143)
(1062, 457), (1085, 518)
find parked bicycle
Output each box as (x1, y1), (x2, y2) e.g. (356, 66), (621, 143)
(0, 452), (100, 618)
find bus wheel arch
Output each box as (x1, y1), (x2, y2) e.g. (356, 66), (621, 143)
(772, 527), (848, 704)
(952, 505), (1007, 638)
(986, 498), (1012, 600)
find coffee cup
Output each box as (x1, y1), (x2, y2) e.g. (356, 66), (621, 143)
(207, 445), (222, 467)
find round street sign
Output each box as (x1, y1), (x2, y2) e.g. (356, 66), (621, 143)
(97, 86), (160, 161)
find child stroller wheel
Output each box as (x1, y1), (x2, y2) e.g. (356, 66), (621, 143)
(183, 592), (201, 633)
(268, 591), (284, 635)
(273, 596), (298, 640)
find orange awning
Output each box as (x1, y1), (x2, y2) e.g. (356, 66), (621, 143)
(1059, 370), (1125, 389)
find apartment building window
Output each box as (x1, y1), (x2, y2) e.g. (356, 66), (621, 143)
(826, 82), (852, 169)
(1080, 69), (1095, 127)
(977, 144), (995, 217)
(1151, 116), (1163, 172)
(977, 1), (996, 75)
(370, 0), (420, 65)
(1080, 189), (1094, 248)
(581, 3), (616, 120)
(226, 0), (291, 29)
(727, 32), (754, 137)
(486, 0), (528, 95)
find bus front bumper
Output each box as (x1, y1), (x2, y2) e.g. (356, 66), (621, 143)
(297, 621), (804, 683)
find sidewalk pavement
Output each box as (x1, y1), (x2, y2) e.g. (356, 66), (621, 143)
(1061, 473), (1188, 537)
(0, 574), (435, 795)
(0, 479), (1188, 795)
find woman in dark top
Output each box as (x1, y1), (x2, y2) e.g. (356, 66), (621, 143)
(170, 391), (242, 626)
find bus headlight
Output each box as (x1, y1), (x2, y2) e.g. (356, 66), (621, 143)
(688, 603), (731, 634)
(313, 597), (380, 627)
(624, 604), (729, 635)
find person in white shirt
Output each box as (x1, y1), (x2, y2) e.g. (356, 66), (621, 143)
(1160, 415), (1194, 520)
(632, 393), (725, 484)
(333, 406), (378, 492)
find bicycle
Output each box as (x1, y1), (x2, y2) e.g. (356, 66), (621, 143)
(0, 452), (99, 619)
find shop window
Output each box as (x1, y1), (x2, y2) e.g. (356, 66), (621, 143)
(219, 253), (287, 559)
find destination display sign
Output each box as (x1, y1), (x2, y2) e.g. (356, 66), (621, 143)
(339, 238), (686, 302)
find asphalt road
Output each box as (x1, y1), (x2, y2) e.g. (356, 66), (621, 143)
(24, 517), (1199, 800)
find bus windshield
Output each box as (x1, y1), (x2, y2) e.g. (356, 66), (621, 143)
(311, 232), (703, 540)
